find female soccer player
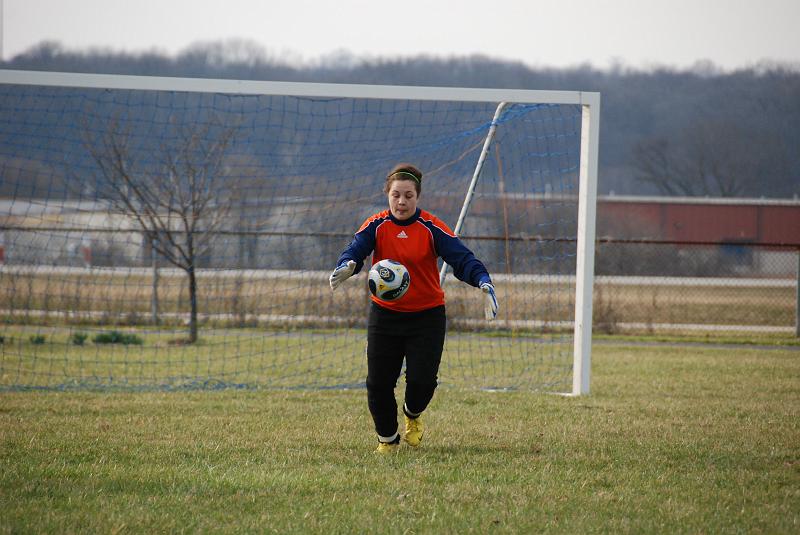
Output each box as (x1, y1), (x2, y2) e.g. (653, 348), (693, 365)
(329, 163), (498, 453)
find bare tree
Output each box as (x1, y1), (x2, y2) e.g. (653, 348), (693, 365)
(84, 116), (238, 343)
(633, 120), (758, 197)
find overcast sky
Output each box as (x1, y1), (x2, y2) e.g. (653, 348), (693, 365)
(5, 0), (800, 70)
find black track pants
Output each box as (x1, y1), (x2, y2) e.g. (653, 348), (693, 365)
(366, 303), (446, 438)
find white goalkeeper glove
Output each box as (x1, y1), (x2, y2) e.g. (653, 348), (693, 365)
(480, 281), (498, 321)
(329, 260), (356, 290)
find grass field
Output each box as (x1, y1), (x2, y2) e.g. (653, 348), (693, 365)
(1, 340), (798, 533)
(0, 324), (575, 392)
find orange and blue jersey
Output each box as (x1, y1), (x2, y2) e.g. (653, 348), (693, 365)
(336, 208), (492, 312)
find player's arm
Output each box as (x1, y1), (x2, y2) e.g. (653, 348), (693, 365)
(330, 225), (376, 290)
(433, 230), (498, 321)
(433, 231), (489, 287)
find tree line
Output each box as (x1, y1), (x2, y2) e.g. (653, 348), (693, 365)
(3, 39), (800, 199)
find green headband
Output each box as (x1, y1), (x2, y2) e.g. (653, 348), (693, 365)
(390, 171), (421, 184)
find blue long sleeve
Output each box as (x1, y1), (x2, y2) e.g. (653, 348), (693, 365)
(336, 220), (379, 275)
(431, 229), (491, 287)
(335, 209), (491, 288)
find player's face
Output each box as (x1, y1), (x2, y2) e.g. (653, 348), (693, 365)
(387, 179), (418, 220)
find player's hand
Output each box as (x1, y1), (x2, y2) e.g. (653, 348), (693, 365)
(329, 260), (356, 290)
(480, 281), (498, 321)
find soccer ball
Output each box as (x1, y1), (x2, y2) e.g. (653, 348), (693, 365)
(368, 259), (411, 301)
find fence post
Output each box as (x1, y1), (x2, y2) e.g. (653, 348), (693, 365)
(796, 247), (799, 337)
(151, 235), (160, 326)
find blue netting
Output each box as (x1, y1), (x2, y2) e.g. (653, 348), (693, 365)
(0, 78), (583, 391)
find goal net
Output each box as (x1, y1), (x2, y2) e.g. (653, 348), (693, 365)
(0, 70), (599, 394)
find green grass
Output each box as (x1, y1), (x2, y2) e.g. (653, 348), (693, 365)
(0, 325), (575, 391)
(593, 331), (800, 347)
(1, 342), (798, 533)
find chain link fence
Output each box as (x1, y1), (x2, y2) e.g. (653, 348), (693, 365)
(593, 241), (799, 335)
(2, 225), (798, 337)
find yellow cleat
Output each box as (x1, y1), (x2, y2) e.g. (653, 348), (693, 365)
(374, 441), (400, 454)
(404, 414), (424, 447)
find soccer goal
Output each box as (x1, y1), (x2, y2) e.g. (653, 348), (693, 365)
(0, 69), (599, 395)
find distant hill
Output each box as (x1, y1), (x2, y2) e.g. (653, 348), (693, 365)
(3, 40), (800, 198)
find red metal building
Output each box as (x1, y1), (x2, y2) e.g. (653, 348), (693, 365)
(597, 196), (800, 247)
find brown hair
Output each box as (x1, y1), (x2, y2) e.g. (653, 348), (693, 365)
(384, 163), (422, 196)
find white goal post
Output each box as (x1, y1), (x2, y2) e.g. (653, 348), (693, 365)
(0, 69), (599, 395)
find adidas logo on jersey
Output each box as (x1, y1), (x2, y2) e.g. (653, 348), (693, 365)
(396, 230), (409, 239)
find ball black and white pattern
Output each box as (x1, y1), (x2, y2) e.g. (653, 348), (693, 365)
(368, 259), (411, 301)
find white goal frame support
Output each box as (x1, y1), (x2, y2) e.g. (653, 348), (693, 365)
(0, 69), (600, 395)
(574, 101), (600, 395)
(439, 101), (508, 287)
